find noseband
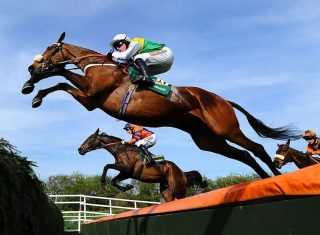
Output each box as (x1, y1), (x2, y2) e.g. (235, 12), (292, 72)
(275, 148), (299, 166)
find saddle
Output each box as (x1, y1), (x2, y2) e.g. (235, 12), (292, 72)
(127, 66), (171, 96)
(137, 148), (165, 165)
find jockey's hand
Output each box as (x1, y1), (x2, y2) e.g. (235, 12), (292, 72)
(106, 53), (113, 61)
(113, 58), (128, 65)
(304, 152), (312, 157)
(121, 140), (126, 145)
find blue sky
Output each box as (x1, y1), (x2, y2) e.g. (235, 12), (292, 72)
(1, 0), (320, 180)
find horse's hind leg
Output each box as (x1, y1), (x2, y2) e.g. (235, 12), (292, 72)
(228, 130), (281, 176)
(32, 83), (96, 110)
(191, 132), (270, 178)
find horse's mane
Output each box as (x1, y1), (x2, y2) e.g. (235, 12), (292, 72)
(100, 132), (122, 141)
(64, 42), (101, 55)
(288, 146), (320, 163)
(288, 147), (304, 155)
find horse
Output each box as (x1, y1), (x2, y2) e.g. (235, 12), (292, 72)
(78, 129), (207, 202)
(22, 32), (301, 179)
(273, 139), (320, 169)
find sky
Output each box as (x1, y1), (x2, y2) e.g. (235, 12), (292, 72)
(1, 0), (320, 181)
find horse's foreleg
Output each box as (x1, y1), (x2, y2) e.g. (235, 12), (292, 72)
(60, 70), (92, 94)
(22, 67), (66, 94)
(32, 83), (95, 111)
(111, 173), (134, 192)
(100, 163), (132, 191)
(160, 181), (175, 202)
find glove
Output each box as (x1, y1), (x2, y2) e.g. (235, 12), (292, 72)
(121, 140), (126, 144)
(106, 53), (113, 61)
(113, 57), (128, 65)
(304, 152), (312, 157)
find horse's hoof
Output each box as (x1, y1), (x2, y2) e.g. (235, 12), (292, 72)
(125, 185), (134, 191)
(32, 97), (42, 108)
(21, 83), (35, 94)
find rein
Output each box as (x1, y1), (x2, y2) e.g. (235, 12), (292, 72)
(41, 42), (111, 72)
(309, 156), (320, 164)
(103, 141), (121, 147)
(288, 149), (320, 165)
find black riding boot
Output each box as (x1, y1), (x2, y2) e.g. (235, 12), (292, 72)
(139, 145), (155, 166)
(134, 58), (154, 86)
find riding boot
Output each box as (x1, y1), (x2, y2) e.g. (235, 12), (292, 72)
(139, 145), (155, 166)
(134, 58), (154, 86)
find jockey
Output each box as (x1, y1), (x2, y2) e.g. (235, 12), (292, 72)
(109, 34), (174, 86)
(302, 130), (320, 156)
(121, 122), (157, 166)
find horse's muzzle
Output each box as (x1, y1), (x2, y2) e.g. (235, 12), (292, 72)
(273, 160), (283, 169)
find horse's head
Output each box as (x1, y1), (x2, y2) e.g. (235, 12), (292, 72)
(78, 128), (102, 155)
(273, 139), (292, 168)
(78, 128), (122, 155)
(28, 32), (67, 75)
(22, 32), (69, 94)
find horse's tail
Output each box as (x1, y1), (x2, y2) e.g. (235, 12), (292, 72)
(228, 100), (301, 140)
(184, 171), (207, 188)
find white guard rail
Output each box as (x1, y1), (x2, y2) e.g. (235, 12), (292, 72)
(49, 194), (161, 232)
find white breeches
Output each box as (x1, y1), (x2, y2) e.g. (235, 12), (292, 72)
(134, 134), (157, 148)
(133, 47), (174, 75)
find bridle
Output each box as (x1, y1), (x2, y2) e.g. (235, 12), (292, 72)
(274, 148), (299, 167)
(39, 42), (108, 73)
(84, 134), (122, 152)
(275, 147), (320, 166)
(40, 43), (71, 72)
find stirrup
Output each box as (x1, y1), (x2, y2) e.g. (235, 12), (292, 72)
(144, 155), (155, 166)
(145, 158), (155, 166)
(131, 75), (154, 86)
(141, 76), (154, 86)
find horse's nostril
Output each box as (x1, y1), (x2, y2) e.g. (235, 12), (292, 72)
(78, 148), (85, 155)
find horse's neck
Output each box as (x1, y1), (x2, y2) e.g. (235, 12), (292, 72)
(99, 136), (124, 157)
(289, 147), (315, 168)
(63, 43), (109, 70)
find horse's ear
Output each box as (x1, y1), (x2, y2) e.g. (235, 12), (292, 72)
(285, 139), (291, 147)
(57, 32), (66, 43)
(95, 128), (99, 134)
(277, 143), (280, 147)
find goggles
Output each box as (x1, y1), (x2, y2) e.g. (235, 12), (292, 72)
(303, 136), (315, 140)
(113, 40), (125, 50)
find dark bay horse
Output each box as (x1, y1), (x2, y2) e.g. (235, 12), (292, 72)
(78, 129), (207, 202)
(23, 32), (301, 178)
(273, 139), (320, 169)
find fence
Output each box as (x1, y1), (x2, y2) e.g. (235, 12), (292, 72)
(49, 194), (161, 232)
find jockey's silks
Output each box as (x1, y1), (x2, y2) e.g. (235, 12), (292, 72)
(131, 37), (165, 54)
(127, 124), (154, 144)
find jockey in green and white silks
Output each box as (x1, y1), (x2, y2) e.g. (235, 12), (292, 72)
(110, 34), (174, 86)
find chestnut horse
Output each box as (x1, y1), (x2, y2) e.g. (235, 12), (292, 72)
(23, 32), (300, 178)
(273, 139), (320, 169)
(78, 129), (207, 202)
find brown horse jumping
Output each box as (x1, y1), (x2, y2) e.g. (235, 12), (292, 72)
(78, 129), (207, 202)
(23, 32), (300, 178)
(273, 139), (320, 169)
